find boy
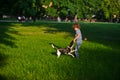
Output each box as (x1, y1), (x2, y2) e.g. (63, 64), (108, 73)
(73, 23), (82, 58)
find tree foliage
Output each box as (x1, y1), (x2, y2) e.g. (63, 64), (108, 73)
(0, 0), (120, 21)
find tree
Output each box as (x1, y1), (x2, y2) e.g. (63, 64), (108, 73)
(0, 0), (120, 22)
(95, 0), (120, 21)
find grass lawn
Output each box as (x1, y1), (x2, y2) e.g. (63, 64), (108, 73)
(0, 22), (120, 80)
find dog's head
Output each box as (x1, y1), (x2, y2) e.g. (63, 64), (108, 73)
(67, 46), (72, 53)
(69, 40), (74, 47)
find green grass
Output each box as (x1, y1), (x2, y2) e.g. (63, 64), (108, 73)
(0, 22), (120, 80)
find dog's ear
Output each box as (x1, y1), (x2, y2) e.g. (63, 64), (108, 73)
(69, 40), (74, 47)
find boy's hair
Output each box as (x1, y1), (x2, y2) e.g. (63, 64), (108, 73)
(73, 23), (80, 29)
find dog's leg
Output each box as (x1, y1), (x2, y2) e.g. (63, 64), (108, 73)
(68, 53), (75, 58)
(71, 49), (77, 53)
(71, 45), (74, 49)
(57, 50), (61, 58)
(67, 49), (77, 58)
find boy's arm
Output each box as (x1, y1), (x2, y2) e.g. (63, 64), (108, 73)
(73, 33), (80, 42)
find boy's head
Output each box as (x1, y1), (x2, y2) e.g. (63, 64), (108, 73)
(73, 23), (80, 30)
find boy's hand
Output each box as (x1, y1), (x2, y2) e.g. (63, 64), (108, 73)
(73, 39), (76, 43)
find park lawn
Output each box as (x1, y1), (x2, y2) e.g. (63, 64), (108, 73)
(0, 22), (120, 80)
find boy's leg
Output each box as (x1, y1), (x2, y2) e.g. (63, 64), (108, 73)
(75, 43), (81, 58)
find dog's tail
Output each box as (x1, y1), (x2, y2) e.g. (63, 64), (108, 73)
(51, 44), (55, 48)
(50, 43), (58, 50)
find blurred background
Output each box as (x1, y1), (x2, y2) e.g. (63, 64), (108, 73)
(0, 0), (120, 23)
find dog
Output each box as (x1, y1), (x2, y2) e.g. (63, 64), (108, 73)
(50, 40), (76, 58)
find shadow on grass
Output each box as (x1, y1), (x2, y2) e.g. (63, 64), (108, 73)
(0, 52), (9, 80)
(81, 23), (120, 49)
(80, 44), (120, 80)
(0, 75), (19, 80)
(0, 75), (6, 80)
(0, 52), (8, 67)
(0, 22), (19, 80)
(0, 22), (18, 47)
